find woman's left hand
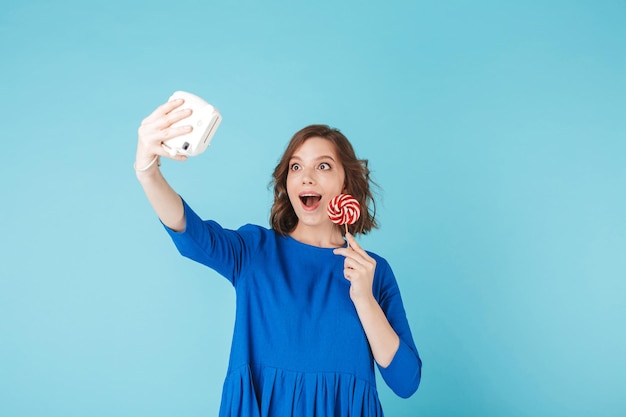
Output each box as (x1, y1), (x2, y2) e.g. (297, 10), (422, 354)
(333, 233), (377, 304)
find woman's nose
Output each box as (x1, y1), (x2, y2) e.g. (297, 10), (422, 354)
(301, 168), (315, 184)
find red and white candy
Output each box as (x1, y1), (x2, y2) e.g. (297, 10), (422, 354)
(327, 194), (361, 227)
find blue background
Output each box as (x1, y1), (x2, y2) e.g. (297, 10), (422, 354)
(1, 1), (624, 416)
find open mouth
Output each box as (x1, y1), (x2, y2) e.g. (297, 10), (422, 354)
(299, 194), (322, 208)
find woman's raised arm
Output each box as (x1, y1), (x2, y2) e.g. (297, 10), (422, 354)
(135, 98), (193, 232)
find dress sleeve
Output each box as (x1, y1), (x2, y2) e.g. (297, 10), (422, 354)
(374, 259), (422, 398)
(162, 198), (259, 286)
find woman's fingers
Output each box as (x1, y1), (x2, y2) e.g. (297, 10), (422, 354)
(344, 232), (360, 248)
(141, 107), (193, 135)
(154, 107), (193, 131)
(140, 99), (192, 138)
(335, 235), (376, 274)
(337, 234), (374, 264)
(142, 98), (185, 125)
(160, 123), (193, 141)
(343, 257), (356, 270)
(344, 233), (369, 257)
(137, 98), (195, 161)
(139, 121), (192, 144)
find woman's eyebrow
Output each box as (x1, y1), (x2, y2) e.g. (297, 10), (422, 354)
(317, 155), (337, 162)
(290, 155), (337, 162)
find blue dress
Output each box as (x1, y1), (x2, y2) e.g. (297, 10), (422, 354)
(165, 200), (421, 416)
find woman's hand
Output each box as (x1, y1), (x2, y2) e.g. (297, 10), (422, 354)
(135, 98), (194, 172)
(333, 232), (377, 305)
(334, 233), (400, 367)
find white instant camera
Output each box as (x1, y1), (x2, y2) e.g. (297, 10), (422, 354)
(162, 91), (222, 157)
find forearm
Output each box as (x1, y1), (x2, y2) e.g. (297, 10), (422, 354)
(353, 296), (400, 368)
(136, 164), (185, 232)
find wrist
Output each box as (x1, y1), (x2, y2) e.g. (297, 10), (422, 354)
(351, 292), (377, 310)
(134, 154), (160, 172)
(134, 157), (163, 184)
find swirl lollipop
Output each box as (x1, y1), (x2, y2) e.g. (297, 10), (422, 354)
(327, 194), (361, 235)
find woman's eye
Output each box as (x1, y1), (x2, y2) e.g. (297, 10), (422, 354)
(319, 162), (331, 170)
(290, 163), (301, 171)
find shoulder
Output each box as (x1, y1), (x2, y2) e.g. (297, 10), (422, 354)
(236, 224), (279, 248)
(366, 250), (392, 274)
(237, 223), (274, 237)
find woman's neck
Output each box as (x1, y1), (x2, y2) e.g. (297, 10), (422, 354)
(289, 223), (345, 248)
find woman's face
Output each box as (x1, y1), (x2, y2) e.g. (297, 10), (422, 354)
(286, 137), (346, 229)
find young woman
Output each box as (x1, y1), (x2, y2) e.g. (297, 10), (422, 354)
(135, 98), (421, 416)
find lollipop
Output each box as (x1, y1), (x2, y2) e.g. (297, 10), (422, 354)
(327, 194), (361, 235)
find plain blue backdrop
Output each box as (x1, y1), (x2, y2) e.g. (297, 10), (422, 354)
(1, 1), (624, 416)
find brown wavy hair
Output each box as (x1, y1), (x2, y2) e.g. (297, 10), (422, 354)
(270, 124), (378, 236)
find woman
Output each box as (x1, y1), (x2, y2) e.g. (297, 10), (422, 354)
(135, 97), (421, 416)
